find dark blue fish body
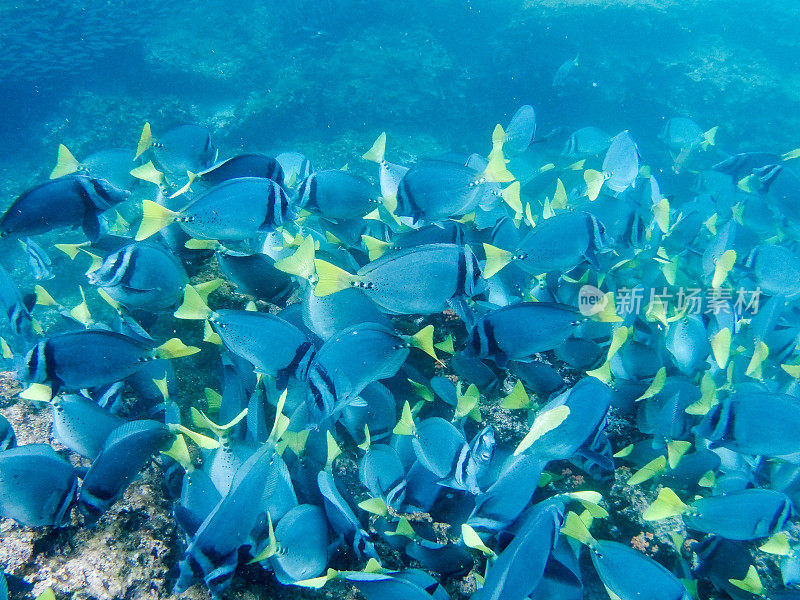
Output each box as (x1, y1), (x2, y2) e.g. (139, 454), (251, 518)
(195, 153), (284, 187)
(305, 322), (409, 419)
(269, 504), (328, 584)
(0, 176), (129, 239)
(22, 330), (160, 392)
(88, 242), (188, 311)
(359, 444), (407, 509)
(475, 500), (561, 600)
(347, 570), (451, 600)
(317, 469), (376, 559)
(209, 310), (315, 382)
(175, 468), (221, 539)
(51, 394), (125, 459)
(508, 211), (611, 273)
(303, 286), (390, 340)
(404, 540), (473, 578)
(694, 392), (800, 457)
(297, 170), (375, 220)
(78, 420), (172, 521)
(712, 152), (780, 179)
(0, 444), (77, 526)
(179, 177), (292, 240)
(683, 489), (793, 540)
(340, 382), (396, 444)
(752, 164), (800, 217)
(176, 443), (282, 598)
(396, 160), (488, 222)
(217, 250), (295, 305)
(467, 302), (582, 366)
(590, 540), (691, 600)
(151, 124), (215, 176)
(0, 414), (15, 451)
(345, 243), (483, 315)
(525, 377), (611, 463)
(744, 244), (800, 298)
(0, 264), (35, 344)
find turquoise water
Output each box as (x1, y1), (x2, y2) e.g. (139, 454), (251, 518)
(1, 1), (800, 599)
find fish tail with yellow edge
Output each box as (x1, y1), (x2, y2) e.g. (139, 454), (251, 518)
(153, 338), (200, 360)
(174, 284), (213, 320)
(50, 144), (80, 179)
(313, 259), (357, 296)
(481, 243), (514, 278)
(275, 236), (316, 280)
(136, 200), (178, 241)
(361, 235), (391, 261)
(169, 171), (197, 198)
(700, 126), (718, 150)
(362, 132), (386, 163)
(135, 122), (152, 160)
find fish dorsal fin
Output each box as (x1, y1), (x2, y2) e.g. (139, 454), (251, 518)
(50, 144), (80, 179)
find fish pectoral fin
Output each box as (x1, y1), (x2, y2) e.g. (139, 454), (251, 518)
(313, 259), (356, 296)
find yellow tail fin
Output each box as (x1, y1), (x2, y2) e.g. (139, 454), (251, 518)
(54, 241), (90, 259)
(492, 124), (507, 145)
(729, 566), (763, 596)
(154, 337), (200, 359)
(135, 200), (177, 241)
(501, 181), (522, 213)
(484, 145), (515, 183)
(130, 161), (164, 186)
(174, 284), (213, 320)
(552, 178), (568, 209)
(392, 401), (416, 435)
(0, 337), (12, 359)
(203, 320), (222, 345)
(19, 383), (53, 402)
(135, 122), (152, 160)
(643, 487), (687, 521)
(169, 171), (197, 198)
(184, 238), (219, 250)
(97, 287), (122, 311)
(34, 285), (57, 306)
(560, 511), (596, 547)
(701, 126), (718, 149)
(361, 235), (391, 261)
(313, 259), (356, 296)
(482, 243), (514, 278)
(69, 287), (92, 326)
(515, 405), (570, 455)
(50, 144), (80, 179)
(584, 169), (604, 201)
(711, 249), (736, 289)
(408, 324), (439, 361)
(653, 198), (670, 233)
(362, 132), (386, 163)
(194, 278), (223, 302)
(782, 148), (800, 161)
(275, 236), (316, 279)
(627, 455), (666, 485)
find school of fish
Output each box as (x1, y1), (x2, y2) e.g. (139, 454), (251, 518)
(3, 103), (800, 600)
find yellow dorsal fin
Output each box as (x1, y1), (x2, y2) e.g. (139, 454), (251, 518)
(54, 241), (90, 259)
(135, 122), (152, 159)
(50, 144), (81, 179)
(362, 132), (386, 163)
(69, 286), (92, 325)
(552, 178), (568, 209)
(194, 278), (223, 303)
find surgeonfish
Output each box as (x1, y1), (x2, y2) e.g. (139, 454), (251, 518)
(0, 444), (77, 527)
(0, 176), (129, 240)
(171, 152), (285, 197)
(275, 151), (313, 188)
(314, 243), (482, 314)
(87, 242), (188, 311)
(296, 170), (376, 221)
(20, 330), (198, 397)
(135, 123), (216, 177)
